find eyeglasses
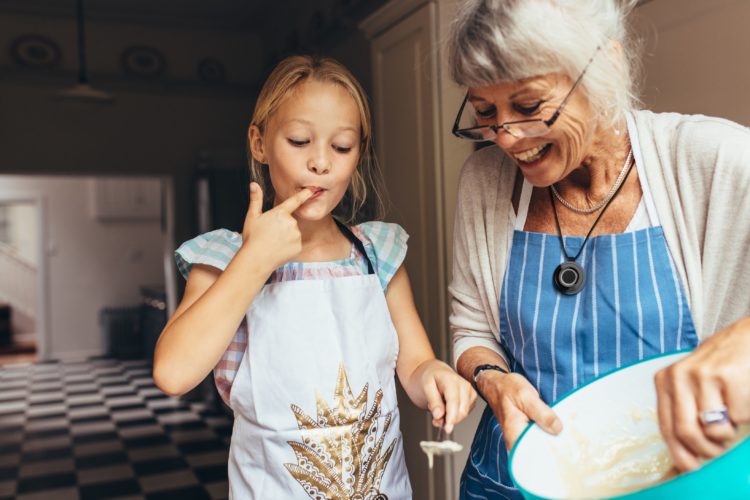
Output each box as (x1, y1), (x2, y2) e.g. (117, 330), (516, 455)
(451, 46), (601, 141)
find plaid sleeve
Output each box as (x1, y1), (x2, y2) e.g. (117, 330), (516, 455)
(174, 229), (242, 279)
(214, 317), (248, 406)
(353, 222), (409, 291)
(175, 228), (245, 405)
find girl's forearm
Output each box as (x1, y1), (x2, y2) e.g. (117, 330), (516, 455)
(153, 245), (273, 395)
(399, 357), (439, 409)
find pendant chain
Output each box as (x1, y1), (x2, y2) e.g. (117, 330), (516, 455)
(550, 148), (633, 214)
(550, 154), (635, 262)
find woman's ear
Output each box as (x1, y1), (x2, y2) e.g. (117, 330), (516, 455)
(248, 125), (266, 164)
(609, 39), (625, 65)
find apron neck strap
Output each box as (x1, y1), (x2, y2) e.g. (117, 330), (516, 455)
(334, 219), (375, 275)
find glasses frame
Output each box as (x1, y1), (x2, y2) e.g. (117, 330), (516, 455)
(451, 46), (601, 141)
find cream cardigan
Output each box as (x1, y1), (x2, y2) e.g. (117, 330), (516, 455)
(450, 110), (750, 365)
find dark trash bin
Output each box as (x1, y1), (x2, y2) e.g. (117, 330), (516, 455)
(99, 306), (143, 359)
(0, 303), (11, 346)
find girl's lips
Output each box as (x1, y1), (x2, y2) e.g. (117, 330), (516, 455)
(302, 186), (326, 199)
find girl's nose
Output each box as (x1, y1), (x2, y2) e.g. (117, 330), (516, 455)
(307, 151), (331, 174)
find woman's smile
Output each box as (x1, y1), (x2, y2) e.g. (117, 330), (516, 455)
(511, 143), (552, 165)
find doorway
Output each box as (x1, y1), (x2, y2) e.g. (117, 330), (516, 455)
(0, 174), (172, 365)
(0, 197), (46, 364)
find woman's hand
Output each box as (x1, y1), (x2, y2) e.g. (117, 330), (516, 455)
(477, 370), (562, 451)
(241, 182), (313, 270)
(418, 360), (477, 434)
(654, 317), (750, 471)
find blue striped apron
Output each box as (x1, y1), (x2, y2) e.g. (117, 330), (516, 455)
(459, 168), (699, 500)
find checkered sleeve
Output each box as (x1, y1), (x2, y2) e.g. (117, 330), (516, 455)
(213, 317), (247, 406)
(353, 222), (409, 291)
(174, 229), (242, 279)
(174, 229), (245, 405)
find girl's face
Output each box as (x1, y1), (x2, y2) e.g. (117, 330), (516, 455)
(468, 73), (595, 187)
(251, 79), (361, 221)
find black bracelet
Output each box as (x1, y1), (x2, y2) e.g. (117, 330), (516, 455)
(472, 364), (509, 387)
(472, 364), (510, 402)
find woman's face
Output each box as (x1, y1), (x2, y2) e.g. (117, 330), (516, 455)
(468, 73), (596, 187)
(251, 79), (361, 221)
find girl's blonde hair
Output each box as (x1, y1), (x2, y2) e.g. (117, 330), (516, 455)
(248, 55), (387, 224)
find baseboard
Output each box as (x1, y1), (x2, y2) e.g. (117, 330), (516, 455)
(49, 349), (103, 362)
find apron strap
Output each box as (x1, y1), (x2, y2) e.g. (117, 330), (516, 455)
(334, 219), (375, 275)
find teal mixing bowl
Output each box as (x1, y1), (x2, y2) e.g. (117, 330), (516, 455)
(509, 350), (750, 499)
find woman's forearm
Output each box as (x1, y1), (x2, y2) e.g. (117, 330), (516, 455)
(153, 245), (273, 395)
(456, 346), (510, 388)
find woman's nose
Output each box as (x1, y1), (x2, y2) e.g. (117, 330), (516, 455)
(492, 125), (521, 150)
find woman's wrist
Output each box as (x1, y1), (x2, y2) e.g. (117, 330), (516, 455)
(475, 368), (508, 401)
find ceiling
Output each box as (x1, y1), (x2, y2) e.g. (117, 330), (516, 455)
(0, 0), (377, 32)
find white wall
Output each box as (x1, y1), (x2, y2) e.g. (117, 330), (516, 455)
(0, 175), (165, 360)
(632, 0), (750, 125)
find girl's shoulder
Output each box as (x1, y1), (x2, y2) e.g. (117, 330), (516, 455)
(351, 221), (409, 291)
(175, 228), (241, 279)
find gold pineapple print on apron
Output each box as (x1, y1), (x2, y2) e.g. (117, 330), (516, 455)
(285, 363), (395, 500)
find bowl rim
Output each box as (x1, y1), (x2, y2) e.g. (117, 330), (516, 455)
(508, 348), (694, 499)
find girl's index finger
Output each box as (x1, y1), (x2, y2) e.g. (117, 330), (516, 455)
(247, 182), (264, 219)
(278, 188), (315, 213)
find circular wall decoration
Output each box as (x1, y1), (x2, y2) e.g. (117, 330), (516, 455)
(196, 58), (226, 83)
(10, 34), (61, 68)
(121, 45), (165, 76)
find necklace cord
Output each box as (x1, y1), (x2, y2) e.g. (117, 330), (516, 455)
(550, 154), (636, 262)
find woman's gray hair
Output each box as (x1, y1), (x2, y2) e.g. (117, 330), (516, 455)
(448, 0), (642, 127)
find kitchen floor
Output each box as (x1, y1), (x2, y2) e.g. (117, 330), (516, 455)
(0, 358), (231, 500)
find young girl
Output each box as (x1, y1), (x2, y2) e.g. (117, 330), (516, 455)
(153, 55), (476, 499)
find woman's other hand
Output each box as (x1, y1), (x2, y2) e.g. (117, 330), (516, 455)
(477, 369), (562, 451)
(655, 317), (750, 471)
(241, 182), (313, 269)
(419, 360), (477, 434)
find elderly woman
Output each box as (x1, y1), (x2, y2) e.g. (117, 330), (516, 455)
(446, 0), (750, 498)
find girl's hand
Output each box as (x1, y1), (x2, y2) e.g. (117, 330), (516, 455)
(477, 370), (562, 451)
(242, 182), (314, 270)
(654, 317), (750, 472)
(420, 360), (477, 434)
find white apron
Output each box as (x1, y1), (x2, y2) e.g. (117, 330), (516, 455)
(227, 232), (412, 499)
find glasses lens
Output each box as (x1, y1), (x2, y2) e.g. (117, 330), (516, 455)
(506, 121), (550, 138)
(454, 99), (498, 141)
(456, 127), (496, 141)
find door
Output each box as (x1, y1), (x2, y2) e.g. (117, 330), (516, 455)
(366, 2), (450, 498)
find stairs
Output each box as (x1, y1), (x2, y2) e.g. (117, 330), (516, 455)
(0, 241), (37, 346)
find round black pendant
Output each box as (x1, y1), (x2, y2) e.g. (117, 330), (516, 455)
(554, 261), (585, 295)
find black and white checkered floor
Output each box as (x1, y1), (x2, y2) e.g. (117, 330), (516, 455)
(0, 358), (232, 500)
